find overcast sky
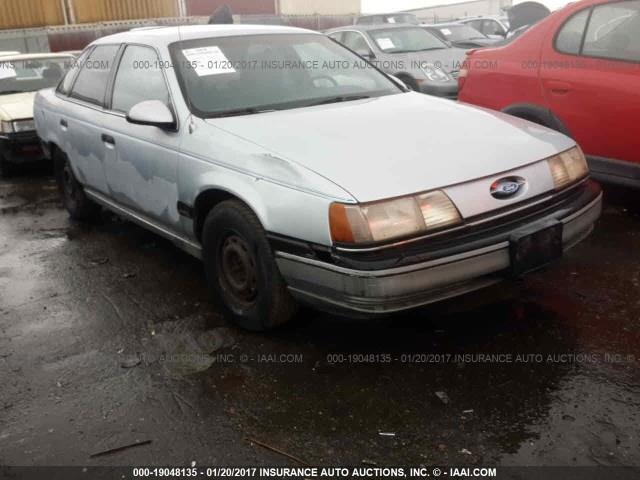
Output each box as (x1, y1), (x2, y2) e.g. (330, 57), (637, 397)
(361, 0), (573, 13)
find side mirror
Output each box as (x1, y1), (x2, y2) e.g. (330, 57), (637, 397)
(126, 100), (176, 130)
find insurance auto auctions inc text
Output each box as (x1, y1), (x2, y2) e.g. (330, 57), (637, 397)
(243, 467), (497, 478)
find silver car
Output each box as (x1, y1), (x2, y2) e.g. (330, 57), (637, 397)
(326, 24), (467, 99)
(35, 25), (602, 331)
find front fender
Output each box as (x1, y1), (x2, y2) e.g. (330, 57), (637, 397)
(180, 153), (345, 247)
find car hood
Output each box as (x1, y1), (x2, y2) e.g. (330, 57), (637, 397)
(0, 92), (36, 121)
(383, 48), (468, 74)
(207, 92), (575, 203)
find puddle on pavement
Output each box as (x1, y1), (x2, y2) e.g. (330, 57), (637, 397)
(134, 322), (238, 377)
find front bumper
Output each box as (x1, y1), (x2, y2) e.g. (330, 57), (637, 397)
(275, 181), (602, 316)
(0, 131), (44, 164)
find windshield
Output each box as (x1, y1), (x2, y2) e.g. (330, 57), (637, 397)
(436, 25), (487, 41)
(170, 34), (401, 118)
(368, 27), (448, 53)
(0, 57), (73, 95)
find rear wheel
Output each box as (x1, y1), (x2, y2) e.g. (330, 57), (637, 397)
(202, 200), (297, 331)
(54, 149), (100, 221)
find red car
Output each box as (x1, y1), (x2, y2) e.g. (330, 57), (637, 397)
(459, 0), (640, 188)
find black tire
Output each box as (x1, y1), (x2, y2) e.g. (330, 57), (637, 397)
(202, 200), (298, 331)
(53, 149), (101, 221)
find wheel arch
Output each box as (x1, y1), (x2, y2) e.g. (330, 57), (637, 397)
(502, 103), (573, 138)
(192, 187), (266, 243)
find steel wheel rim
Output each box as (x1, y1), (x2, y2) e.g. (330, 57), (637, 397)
(219, 234), (258, 306)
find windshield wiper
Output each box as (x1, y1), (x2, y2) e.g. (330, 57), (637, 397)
(209, 107), (277, 118)
(305, 95), (371, 107)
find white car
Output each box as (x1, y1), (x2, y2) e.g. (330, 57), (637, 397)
(34, 25), (602, 331)
(0, 53), (74, 176)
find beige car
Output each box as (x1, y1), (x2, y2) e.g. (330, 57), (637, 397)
(0, 53), (74, 176)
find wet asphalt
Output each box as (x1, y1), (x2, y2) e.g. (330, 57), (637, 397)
(0, 169), (639, 467)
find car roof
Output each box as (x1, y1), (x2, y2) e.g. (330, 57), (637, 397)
(92, 24), (316, 48)
(327, 23), (422, 33)
(0, 52), (75, 62)
(426, 22), (466, 28)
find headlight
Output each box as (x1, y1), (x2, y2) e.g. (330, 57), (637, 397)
(329, 190), (462, 244)
(547, 146), (589, 190)
(0, 121), (13, 134)
(12, 119), (36, 133)
(421, 65), (451, 82)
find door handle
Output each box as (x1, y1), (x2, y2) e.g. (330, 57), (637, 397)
(101, 134), (115, 146)
(60, 119), (68, 129)
(546, 81), (572, 95)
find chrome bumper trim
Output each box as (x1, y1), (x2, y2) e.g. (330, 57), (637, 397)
(276, 193), (602, 316)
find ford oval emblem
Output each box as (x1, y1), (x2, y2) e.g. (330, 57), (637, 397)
(490, 176), (526, 199)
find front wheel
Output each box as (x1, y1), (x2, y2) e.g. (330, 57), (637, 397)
(202, 200), (298, 331)
(54, 150), (101, 221)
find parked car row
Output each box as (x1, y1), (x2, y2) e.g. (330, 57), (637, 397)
(0, 53), (75, 176)
(326, 24), (466, 98)
(30, 24), (602, 331)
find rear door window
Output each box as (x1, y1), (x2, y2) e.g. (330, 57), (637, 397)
(70, 45), (119, 106)
(583, 0), (640, 62)
(555, 9), (590, 55)
(482, 19), (504, 35)
(58, 48), (91, 95)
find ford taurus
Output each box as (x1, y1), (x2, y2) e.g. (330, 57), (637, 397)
(34, 25), (602, 331)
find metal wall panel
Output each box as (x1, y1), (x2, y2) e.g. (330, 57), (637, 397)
(0, 28), (50, 54)
(71, 0), (178, 23)
(45, 16), (207, 52)
(0, 0), (66, 29)
(185, 0), (275, 16)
